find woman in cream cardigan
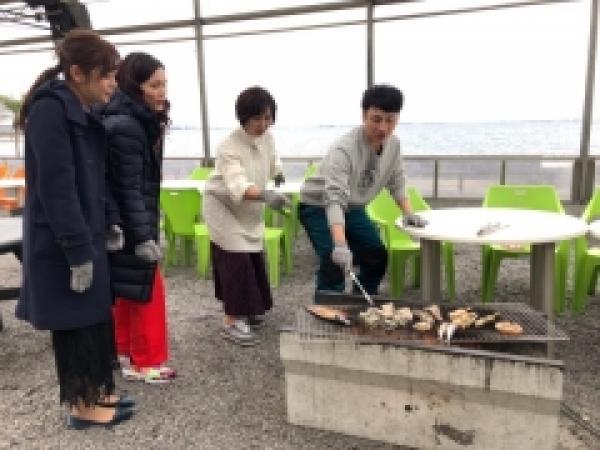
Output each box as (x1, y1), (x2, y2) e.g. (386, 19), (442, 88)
(203, 86), (289, 346)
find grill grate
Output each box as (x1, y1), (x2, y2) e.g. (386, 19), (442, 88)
(294, 302), (568, 346)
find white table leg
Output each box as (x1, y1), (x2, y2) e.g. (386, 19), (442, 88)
(530, 242), (555, 358)
(420, 238), (442, 303)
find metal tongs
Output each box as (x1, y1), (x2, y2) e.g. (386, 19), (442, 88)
(437, 322), (457, 344)
(476, 221), (509, 237)
(348, 269), (375, 306)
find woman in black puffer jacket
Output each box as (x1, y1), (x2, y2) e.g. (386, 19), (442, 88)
(102, 52), (175, 383)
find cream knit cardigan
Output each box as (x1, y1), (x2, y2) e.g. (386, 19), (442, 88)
(203, 127), (282, 252)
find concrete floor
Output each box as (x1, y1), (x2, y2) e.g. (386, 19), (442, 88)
(0, 219), (598, 448)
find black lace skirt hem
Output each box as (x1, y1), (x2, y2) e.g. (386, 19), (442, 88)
(51, 320), (115, 406)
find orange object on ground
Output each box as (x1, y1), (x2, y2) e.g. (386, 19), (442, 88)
(0, 164), (20, 211)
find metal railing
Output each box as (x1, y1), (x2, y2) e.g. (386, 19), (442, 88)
(0, 153), (594, 202)
(276, 154), (594, 202)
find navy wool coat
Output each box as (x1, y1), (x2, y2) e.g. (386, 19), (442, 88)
(100, 90), (162, 302)
(16, 80), (119, 330)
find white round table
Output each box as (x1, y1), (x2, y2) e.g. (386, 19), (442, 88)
(0, 216), (22, 330)
(396, 207), (587, 321)
(0, 216), (22, 254)
(161, 179), (302, 194)
(587, 219), (600, 239)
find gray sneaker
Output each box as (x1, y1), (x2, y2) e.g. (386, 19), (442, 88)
(247, 314), (265, 329)
(221, 320), (258, 346)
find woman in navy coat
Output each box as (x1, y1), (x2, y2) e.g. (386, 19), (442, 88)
(15, 30), (134, 429)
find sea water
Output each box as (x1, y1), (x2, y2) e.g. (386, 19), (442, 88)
(1, 120), (599, 158)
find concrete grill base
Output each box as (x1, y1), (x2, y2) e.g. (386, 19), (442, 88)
(280, 333), (563, 449)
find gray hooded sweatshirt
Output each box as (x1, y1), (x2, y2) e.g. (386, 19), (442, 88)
(300, 126), (406, 226)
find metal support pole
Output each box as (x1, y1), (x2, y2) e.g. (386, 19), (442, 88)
(193, 0), (211, 166)
(433, 159), (439, 199)
(578, 0), (598, 203)
(366, 1), (374, 87)
(13, 130), (19, 157)
(530, 242), (556, 357)
(420, 238), (442, 303)
(571, 158), (582, 202)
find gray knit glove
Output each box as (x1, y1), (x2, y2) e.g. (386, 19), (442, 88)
(134, 240), (161, 262)
(331, 242), (352, 271)
(260, 190), (291, 211)
(106, 224), (124, 252)
(402, 213), (428, 228)
(70, 261), (93, 293)
(273, 172), (285, 187)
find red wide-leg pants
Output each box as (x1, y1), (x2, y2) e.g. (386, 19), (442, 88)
(112, 269), (168, 368)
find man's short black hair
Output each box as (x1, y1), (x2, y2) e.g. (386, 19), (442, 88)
(235, 86), (277, 126)
(361, 84), (404, 113)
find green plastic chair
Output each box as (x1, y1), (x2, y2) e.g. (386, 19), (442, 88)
(266, 170), (301, 273)
(188, 166), (213, 222)
(189, 166), (213, 277)
(189, 166), (213, 180)
(190, 166), (290, 283)
(191, 168), (290, 282)
(481, 185), (569, 313)
(194, 223), (211, 279)
(264, 227), (284, 287)
(274, 208), (294, 275)
(194, 223), (285, 287)
(159, 188), (202, 267)
(193, 223), (283, 286)
(262, 206), (294, 276)
(573, 187), (600, 313)
(366, 187), (455, 299)
(286, 161), (319, 238)
(304, 161), (319, 179)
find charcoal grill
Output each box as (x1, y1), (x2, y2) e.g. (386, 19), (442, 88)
(281, 292), (567, 448)
(291, 292), (568, 348)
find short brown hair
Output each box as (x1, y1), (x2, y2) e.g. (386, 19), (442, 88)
(235, 86), (276, 126)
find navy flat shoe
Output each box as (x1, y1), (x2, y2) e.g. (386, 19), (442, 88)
(67, 406), (134, 430)
(96, 394), (135, 408)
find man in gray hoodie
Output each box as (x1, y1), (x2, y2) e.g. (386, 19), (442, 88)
(299, 85), (426, 296)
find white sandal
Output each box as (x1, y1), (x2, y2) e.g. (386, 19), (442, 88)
(121, 366), (176, 384)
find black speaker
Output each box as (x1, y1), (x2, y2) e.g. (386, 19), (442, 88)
(25, 0), (92, 38)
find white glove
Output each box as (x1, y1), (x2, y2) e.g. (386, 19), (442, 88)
(402, 213), (428, 228)
(106, 224), (124, 252)
(70, 261), (93, 293)
(134, 240), (161, 262)
(273, 172), (285, 187)
(331, 242), (352, 271)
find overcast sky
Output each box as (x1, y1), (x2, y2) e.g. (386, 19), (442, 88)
(1, 0), (598, 129)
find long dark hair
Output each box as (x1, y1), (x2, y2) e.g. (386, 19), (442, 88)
(18, 29), (119, 129)
(116, 52), (170, 127)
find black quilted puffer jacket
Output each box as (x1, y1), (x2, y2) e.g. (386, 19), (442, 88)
(100, 89), (163, 302)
